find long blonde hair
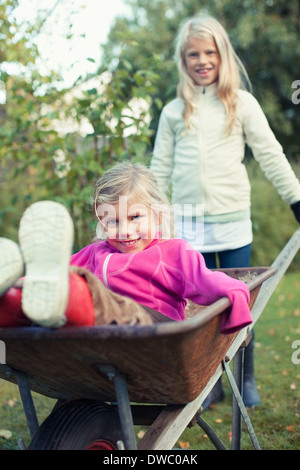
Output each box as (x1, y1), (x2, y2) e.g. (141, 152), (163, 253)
(175, 15), (251, 133)
(93, 162), (174, 239)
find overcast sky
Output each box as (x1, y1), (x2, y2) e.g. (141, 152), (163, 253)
(14, 0), (130, 86)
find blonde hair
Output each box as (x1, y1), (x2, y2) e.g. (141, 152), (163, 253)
(175, 15), (251, 133)
(93, 162), (174, 239)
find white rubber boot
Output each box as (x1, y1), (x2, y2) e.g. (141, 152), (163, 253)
(0, 238), (24, 296)
(18, 201), (74, 328)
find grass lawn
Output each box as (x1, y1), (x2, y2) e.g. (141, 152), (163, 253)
(0, 271), (299, 451)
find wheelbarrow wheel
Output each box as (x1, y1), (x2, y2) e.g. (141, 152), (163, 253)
(29, 399), (123, 450)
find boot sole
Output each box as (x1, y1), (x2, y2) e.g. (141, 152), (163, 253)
(19, 201), (74, 327)
(0, 238), (24, 296)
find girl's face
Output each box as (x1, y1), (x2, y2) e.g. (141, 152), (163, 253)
(184, 36), (220, 87)
(97, 197), (160, 253)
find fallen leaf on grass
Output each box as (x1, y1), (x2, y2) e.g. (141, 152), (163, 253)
(286, 425), (295, 433)
(8, 398), (17, 407)
(214, 419), (222, 423)
(178, 441), (190, 449)
(209, 403), (217, 410)
(0, 429), (12, 439)
(4, 397), (17, 407)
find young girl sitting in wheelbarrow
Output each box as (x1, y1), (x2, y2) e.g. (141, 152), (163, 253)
(0, 162), (252, 333)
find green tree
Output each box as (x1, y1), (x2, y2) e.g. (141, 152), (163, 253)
(0, 0), (65, 239)
(101, 0), (300, 156)
(0, 1), (160, 249)
(50, 49), (159, 249)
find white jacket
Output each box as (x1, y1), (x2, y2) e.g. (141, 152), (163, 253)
(151, 84), (300, 220)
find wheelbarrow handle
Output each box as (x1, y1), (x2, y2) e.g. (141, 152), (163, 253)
(251, 227), (300, 324)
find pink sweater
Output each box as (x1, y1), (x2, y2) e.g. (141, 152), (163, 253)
(70, 237), (252, 334)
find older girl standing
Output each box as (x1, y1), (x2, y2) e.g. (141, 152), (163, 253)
(150, 15), (300, 408)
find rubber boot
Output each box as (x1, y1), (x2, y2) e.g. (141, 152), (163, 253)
(201, 377), (225, 411)
(0, 238), (24, 297)
(0, 273), (95, 328)
(0, 237), (29, 327)
(0, 201), (95, 328)
(202, 334), (261, 411)
(18, 201), (74, 328)
(242, 333), (261, 407)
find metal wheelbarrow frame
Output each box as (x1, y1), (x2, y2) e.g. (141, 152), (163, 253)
(0, 228), (299, 450)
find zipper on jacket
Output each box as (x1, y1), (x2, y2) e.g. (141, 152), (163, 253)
(103, 253), (113, 288)
(198, 89), (208, 210)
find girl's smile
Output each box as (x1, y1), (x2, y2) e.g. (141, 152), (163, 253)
(97, 198), (160, 253)
(119, 239), (140, 245)
(116, 237), (142, 250)
(184, 37), (220, 87)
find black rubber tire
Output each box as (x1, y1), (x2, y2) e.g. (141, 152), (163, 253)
(29, 399), (123, 450)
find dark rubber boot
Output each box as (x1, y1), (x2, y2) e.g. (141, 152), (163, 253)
(243, 333), (261, 407)
(202, 377), (225, 411)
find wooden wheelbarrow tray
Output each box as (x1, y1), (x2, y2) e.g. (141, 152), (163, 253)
(0, 228), (299, 450)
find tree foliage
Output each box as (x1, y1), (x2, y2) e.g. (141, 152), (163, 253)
(0, 1), (159, 249)
(101, 0), (300, 155)
(0, 1), (65, 238)
(0, 0), (299, 260)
